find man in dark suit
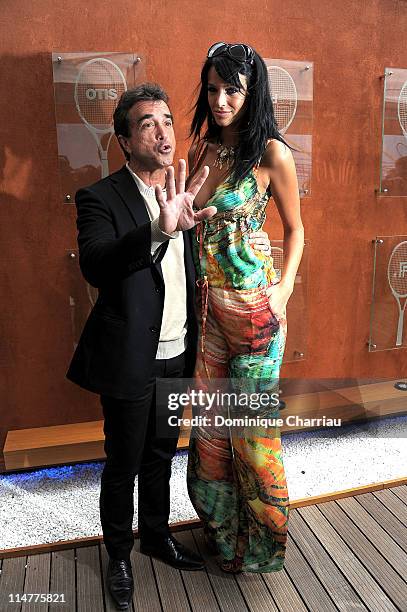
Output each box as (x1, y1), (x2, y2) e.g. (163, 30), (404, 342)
(67, 83), (270, 610)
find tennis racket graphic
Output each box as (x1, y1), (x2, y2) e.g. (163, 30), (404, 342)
(398, 80), (407, 140)
(387, 240), (407, 346)
(74, 58), (127, 178)
(271, 246), (284, 280)
(267, 66), (298, 134)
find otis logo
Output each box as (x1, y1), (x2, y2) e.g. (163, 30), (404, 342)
(85, 88), (118, 100)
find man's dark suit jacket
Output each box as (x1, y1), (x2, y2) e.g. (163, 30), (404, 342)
(66, 165), (198, 400)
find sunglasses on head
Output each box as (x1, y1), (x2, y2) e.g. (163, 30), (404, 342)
(207, 42), (254, 65)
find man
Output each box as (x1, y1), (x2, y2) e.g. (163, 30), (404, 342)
(67, 83), (270, 610)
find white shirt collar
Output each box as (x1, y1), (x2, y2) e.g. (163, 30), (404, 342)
(126, 163), (165, 198)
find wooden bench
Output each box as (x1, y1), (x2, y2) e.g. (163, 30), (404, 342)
(3, 379), (407, 471)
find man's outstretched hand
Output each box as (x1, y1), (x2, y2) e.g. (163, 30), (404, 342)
(155, 159), (217, 233)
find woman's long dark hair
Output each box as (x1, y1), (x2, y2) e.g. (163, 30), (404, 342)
(190, 47), (290, 184)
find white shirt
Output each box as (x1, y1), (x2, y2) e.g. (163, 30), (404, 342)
(126, 164), (187, 360)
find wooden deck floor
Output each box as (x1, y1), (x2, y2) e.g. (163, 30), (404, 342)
(0, 485), (406, 611)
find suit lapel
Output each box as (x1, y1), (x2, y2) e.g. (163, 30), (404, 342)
(110, 165), (165, 281)
(110, 165), (150, 227)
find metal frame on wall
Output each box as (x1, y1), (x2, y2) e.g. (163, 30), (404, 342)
(271, 239), (309, 363)
(263, 58), (313, 198)
(369, 235), (407, 351)
(52, 52), (145, 203)
(379, 67), (407, 196)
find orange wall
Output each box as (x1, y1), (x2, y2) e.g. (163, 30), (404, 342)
(1, 0), (407, 453)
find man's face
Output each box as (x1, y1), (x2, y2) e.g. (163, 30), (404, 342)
(119, 100), (176, 171)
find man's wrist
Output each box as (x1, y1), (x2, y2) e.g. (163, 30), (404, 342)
(156, 217), (178, 238)
(151, 218), (179, 254)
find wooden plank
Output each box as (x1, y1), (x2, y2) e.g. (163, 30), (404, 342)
(132, 541), (163, 612)
(338, 380), (407, 408)
(280, 379), (407, 431)
(297, 504), (398, 611)
(100, 544), (128, 612)
(192, 529), (248, 612)
(354, 492), (407, 552)
(316, 501), (406, 610)
(260, 568), (308, 612)
(4, 421), (104, 452)
(4, 378), (406, 470)
(390, 484), (407, 504)
(151, 556), (190, 612)
(236, 572), (279, 612)
(2, 413), (190, 453)
(11, 380), (406, 453)
(3, 421), (105, 470)
(373, 488), (407, 524)
(3, 416), (190, 470)
(336, 495), (407, 580)
(21, 553), (50, 612)
(0, 555), (27, 611)
(283, 534), (338, 611)
(177, 433), (190, 449)
(288, 509), (367, 611)
(0, 520), (205, 560)
(176, 531), (220, 611)
(76, 545), (104, 612)
(0, 534), (105, 560)
(383, 477), (407, 489)
(49, 549), (76, 610)
(4, 442), (105, 471)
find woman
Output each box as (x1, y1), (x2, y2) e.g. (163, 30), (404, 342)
(186, 42), (304, 573)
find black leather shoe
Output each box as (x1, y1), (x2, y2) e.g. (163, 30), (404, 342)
(140, 534), (205, 570)
(106, 558), (134, 610)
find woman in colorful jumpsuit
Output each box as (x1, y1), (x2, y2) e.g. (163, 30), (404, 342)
(186, 42), (304, 573)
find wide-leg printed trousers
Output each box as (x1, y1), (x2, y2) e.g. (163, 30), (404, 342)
(187, 284), (289, 572)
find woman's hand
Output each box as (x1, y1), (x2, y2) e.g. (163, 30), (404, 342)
(156, 159), (217, 233)
(249, 231), (271, 255)
(266, 281), (293, 320)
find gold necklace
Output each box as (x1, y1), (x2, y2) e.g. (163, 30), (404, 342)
(213, 143), (235, 170)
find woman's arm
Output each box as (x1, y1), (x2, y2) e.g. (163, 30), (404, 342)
(262, 140), (305, 314)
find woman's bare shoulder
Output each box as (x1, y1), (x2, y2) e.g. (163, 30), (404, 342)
(261, 138), (293, 169)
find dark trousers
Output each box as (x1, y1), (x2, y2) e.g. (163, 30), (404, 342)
(99, 352), (185, 561)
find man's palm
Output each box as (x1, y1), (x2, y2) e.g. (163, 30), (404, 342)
(155, 160), (216, 233)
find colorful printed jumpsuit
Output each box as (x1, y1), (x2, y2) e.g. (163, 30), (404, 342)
(187, 163), (289, 573)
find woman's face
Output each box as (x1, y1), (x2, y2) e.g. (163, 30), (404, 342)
(207, 66), (248, 128)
